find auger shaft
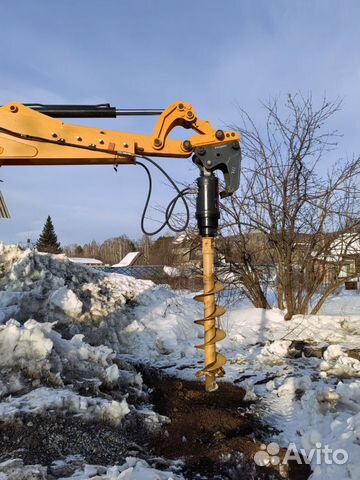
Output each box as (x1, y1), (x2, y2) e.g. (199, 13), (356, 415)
(202, 237), (218, 392)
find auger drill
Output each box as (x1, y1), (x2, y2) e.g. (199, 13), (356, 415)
(193, 143), (241, 391)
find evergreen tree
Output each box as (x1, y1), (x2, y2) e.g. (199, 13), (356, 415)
(36, 215), (62, 254)
(74, 245), (84, 256)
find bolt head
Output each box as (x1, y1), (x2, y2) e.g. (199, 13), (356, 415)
(9, 105), (18, 113)
(182, 140), (192, 151)
(215, 130), (225, 140)
(154, 138), (162, 147)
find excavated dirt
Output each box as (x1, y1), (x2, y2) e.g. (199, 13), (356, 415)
(141, 367), (312, 480)
(0, 414), (129, 466)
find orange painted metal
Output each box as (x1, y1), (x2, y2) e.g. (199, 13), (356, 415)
(0, 101), (239, 166)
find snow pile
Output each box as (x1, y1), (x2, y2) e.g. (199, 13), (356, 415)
(0, 459), (47, 480)
(290, 381), (360, 480)
(257, 340), (292, 365)
(50, 286), (83, 316)
(0, 457), (183, 480)
(58, 457), (183, 479)
(0, 387), (129, 425)
(0, 244), (201, 364)
(0, 244), (203, 401)
(320, 345), (360, 378)
(0, 318), (143, 400)
(0, 319), (53, 395)
(219, 302), (360, 480)
(0, 244), (153, 326)
(0, 245), (194, 477)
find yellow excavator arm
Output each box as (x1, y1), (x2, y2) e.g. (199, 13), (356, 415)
(0, 101), (239, 166)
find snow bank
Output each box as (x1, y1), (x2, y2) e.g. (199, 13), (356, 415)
(50, 286), (83, 316)
(0, 387), (129, 425)
(60, 457), (183, 479)
(0, 244), (203, 400)
(0, 459), (47, 479)
(0, 318), (143, 400)
(0, 244), (153, 327)
(320, 345), (360, 378)
(0, 457), (183, 480)
(220, 304), (360, 480)
(0, 244), (201, 364)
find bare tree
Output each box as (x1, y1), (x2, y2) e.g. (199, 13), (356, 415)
(220, 94), (360, 319)
(138, 235), (151, 264)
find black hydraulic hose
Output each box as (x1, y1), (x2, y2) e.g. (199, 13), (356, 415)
(134, 156), (191, 236)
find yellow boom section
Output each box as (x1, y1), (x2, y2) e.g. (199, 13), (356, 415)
(0, 101), (239, 166)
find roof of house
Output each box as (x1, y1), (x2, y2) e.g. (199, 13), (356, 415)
(69, 257), (103, 265)
(103, 265), (165, 281)
(329, 233), (360, 256)
(112, 251), (141, 267)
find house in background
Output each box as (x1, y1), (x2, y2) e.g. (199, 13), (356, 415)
(324, 233), (360, 289)
(172, 232), (202, 267)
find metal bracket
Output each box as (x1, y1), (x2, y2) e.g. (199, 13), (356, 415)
(192, 142), (241, 198)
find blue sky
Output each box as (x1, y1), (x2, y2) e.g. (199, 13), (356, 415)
(1, 0), (359, 245)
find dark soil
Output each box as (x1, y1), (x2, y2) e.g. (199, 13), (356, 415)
(141, 367), (312, 480)
(0, 413), (132, 466)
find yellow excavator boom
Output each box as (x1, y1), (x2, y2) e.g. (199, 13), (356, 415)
(0, 101), (238, 166)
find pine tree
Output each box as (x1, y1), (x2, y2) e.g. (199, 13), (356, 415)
(74, 245), (84, 256)
(36, 215), (62, 254)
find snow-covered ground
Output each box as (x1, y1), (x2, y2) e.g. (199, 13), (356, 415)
(0, 243), (359, 479)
